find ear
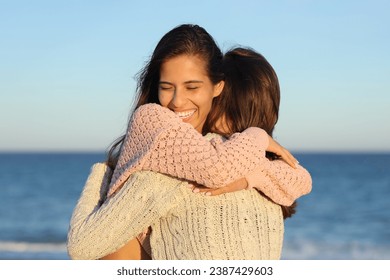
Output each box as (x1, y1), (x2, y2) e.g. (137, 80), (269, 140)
(213, 80), (225, 97)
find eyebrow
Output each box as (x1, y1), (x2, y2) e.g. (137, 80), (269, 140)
(184, 80), (203, 84)
(159, 80), (204, 85)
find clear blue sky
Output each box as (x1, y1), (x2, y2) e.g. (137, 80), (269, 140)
(1, 0), (389, 152)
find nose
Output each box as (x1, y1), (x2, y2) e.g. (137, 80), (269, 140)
(170, 87), (187, 108)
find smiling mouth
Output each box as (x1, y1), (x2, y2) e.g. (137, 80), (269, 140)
(175, 110), (196, 120)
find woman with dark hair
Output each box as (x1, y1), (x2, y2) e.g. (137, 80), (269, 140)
(67, 24), (311, 260)
(201, 47), (298, 218)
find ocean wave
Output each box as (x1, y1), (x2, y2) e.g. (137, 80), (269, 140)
(0, 241), (66, 253)
(282, 240), (390, 260)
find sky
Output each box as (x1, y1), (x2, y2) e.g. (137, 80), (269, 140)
(1, 0), (389, 152)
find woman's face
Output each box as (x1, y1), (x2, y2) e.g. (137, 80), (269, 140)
(158, 55), (224, 133)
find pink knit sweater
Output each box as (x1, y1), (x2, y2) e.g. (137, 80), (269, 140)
(108, 104), (312, 206)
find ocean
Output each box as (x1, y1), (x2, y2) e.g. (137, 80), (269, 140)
(0, 152), (389, 260)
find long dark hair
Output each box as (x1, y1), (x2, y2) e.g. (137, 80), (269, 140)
(205, 47), (297, 219)
(107, 24), (224, 169)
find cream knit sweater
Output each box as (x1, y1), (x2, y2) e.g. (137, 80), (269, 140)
(67, 164), (284, 260)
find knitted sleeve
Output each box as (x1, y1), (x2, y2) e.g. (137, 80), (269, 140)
(108, 103), (268, 196)
(205, 136), (312, 206)
(245, 160), (312, 206)
(67, 164), (180, 260)
(107, 104), (311, 205)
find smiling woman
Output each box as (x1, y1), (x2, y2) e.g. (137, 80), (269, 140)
(158, 55), (224, 133)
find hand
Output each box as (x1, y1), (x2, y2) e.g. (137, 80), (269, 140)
(189, 178), (248, 196)
(267, 136), (299, 168)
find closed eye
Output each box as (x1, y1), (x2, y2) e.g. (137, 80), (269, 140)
(185, 81), (203, 91)
(159, 86), (174, 90)
(159, 82), (174, 91)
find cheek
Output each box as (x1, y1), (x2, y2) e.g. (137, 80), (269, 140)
(203, 90), (217, 108)
(158, 92), (170, 107)
(197, 93), (215, 115)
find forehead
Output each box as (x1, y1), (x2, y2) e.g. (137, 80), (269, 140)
(160, 55), (208, 80)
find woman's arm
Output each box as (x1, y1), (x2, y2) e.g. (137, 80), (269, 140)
(108, 103), (269, 196)
(245, 136), (312, 205)
(108, 104), (312, 204)
(245, 160), (312, 206)
(192, 159), (312, 207)
(67, 164), (180, 260)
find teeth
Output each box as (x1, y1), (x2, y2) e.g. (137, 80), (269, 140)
(176, 110), (195, 119)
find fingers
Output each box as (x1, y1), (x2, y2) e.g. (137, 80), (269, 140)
(204, 187), (227, 196)
(278, 148), (299, 169)
(190, 178), (248, 196)
(192, 186), (223, 196)
(288, 152), (299, 168)
(267, 136), (300, 168)
(284, 151), (297, 168)
(192, 187), (209, 194)
(187, 184), (211, 194)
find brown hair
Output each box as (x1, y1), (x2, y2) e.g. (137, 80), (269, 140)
(204, 47), (297, 219)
